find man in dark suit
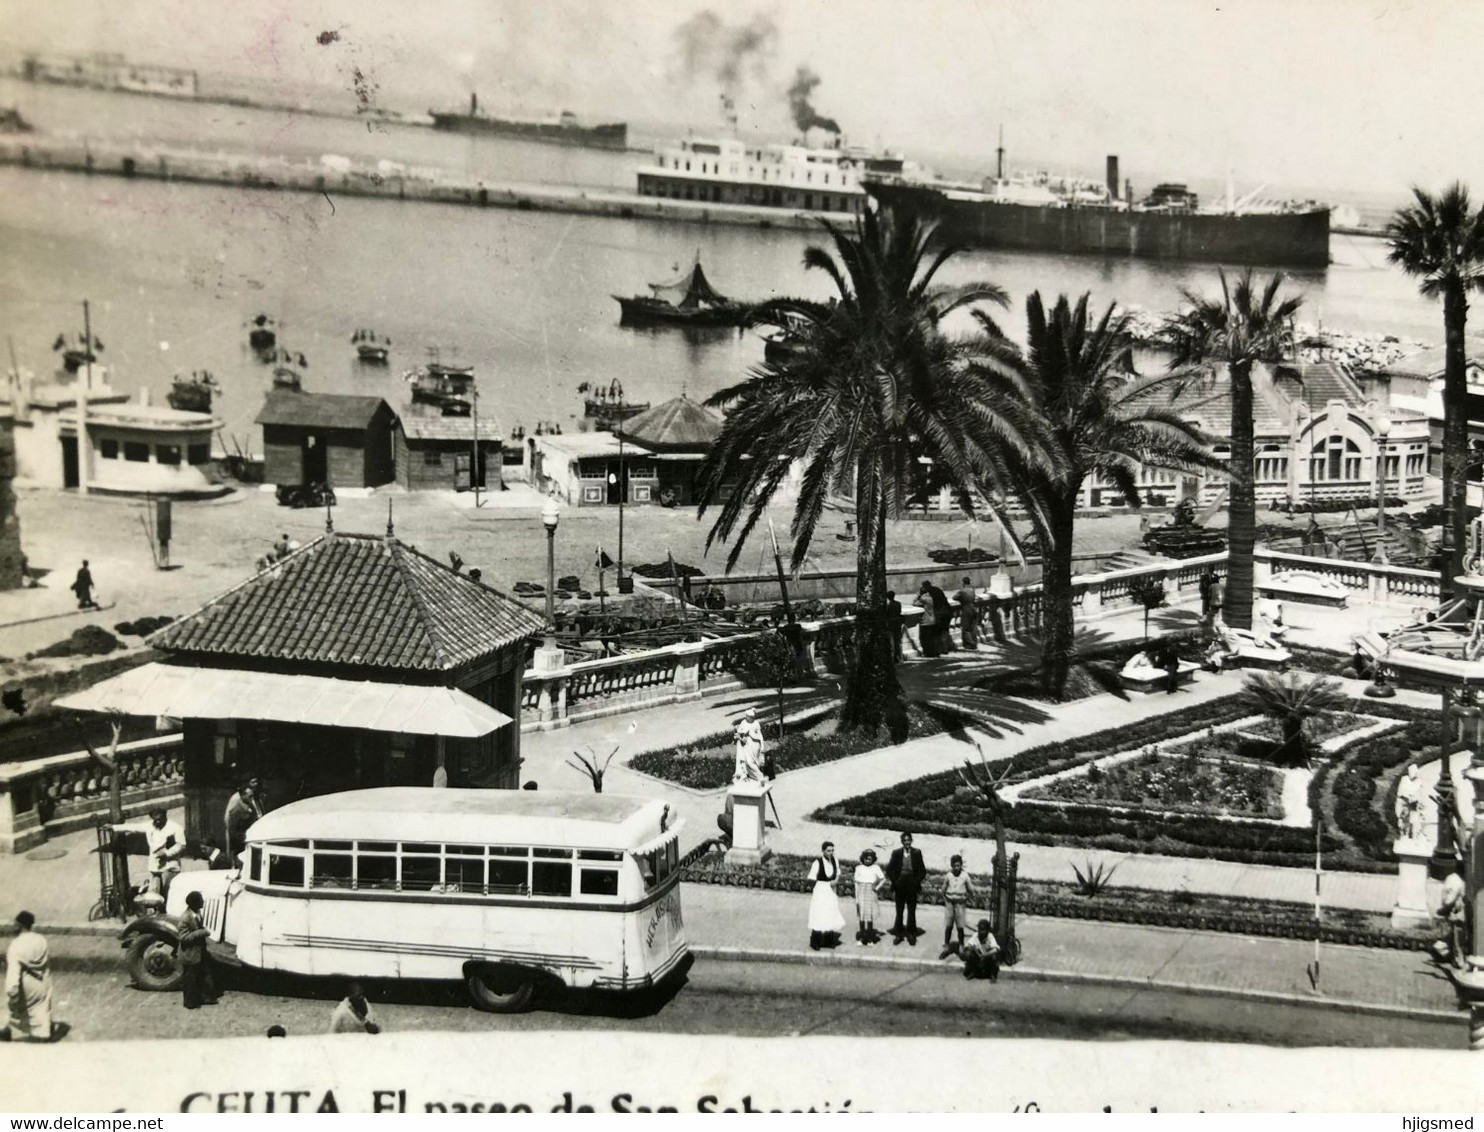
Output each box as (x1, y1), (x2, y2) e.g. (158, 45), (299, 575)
(885, 832), (927, 945)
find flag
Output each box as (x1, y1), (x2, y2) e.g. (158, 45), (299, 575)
(595, 548), (614, 570)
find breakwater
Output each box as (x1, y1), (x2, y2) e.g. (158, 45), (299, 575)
(0, 135), (836, 233)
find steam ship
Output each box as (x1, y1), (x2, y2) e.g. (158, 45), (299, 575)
(429, 93), (627, 150)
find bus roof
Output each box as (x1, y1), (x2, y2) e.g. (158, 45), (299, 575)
(245, 788), (673, 850)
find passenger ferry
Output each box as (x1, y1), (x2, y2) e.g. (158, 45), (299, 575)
(634, 135), (922, 215)
(119, 788), (690, 1013)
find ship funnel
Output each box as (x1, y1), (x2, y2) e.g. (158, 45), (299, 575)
(1106, 156), (1119, 200)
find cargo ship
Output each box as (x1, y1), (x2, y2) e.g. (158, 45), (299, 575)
(429, 93), (627, 150)
(863, 154), (1331, 269)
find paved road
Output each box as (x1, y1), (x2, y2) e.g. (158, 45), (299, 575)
(33, 938), (1462, 1048)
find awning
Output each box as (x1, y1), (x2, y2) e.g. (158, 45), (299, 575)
(54, 662), (512, 739)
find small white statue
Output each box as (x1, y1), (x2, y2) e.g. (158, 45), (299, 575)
(1395, 763), (1424, 841)
(733, 709), (765, 784)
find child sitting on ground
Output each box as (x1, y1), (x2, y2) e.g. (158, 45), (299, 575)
(961, 919), (1001, 982)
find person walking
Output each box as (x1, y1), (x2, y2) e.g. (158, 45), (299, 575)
(886, 591), (904, 662)
(71, 560), (96, 610)
(3, 912), (55, 1042)
(929, 581), (953, 654)
(915, 581), (939, 657)
(330, 982), (381, 1034)
(852, 848), (886, 946)
(178, 891), (218, 1010)
(885, 832), (927, 945)
(956, 578), (980, 651)
(1198, 569), (1216, 623)
(1204, 574), (1225, 634)
(144, 808), (186, 901)
(938, 855), (979, 958)
(805, 842), (846, 951)
(1162, 642), (1182, 696)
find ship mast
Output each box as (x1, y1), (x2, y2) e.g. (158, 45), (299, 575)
(996, 125), (1004, 181)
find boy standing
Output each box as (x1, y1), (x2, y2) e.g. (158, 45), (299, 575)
(938, 855), (978, 958)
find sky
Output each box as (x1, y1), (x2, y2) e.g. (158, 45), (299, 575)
(0, 0), (1476, 195)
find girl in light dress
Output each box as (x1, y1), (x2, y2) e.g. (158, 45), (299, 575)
(853, 849), (886, 946)
(806, 841), (846, 950)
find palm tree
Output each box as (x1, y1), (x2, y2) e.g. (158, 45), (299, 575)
(999, 293), (1218, 698)
(695, 205), (1051, 738)
(1386, 185), (1484, 581)
(1162, 270), (1302, 631)
(1239, 671), (1348, 766)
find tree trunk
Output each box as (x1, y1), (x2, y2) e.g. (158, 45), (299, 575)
(841, 470), (905, 739)
(1039, 499), (1077, 700)
(1226, 360), (1257, 630)
(1282, 717), (1303, 765)
(1442, 283), (1471, 586)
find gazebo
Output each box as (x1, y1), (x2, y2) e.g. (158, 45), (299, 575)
(614, 394), (723, 508)
(58, 531), (546, 848)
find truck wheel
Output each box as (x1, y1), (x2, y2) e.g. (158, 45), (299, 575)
(126, 935), (184, 991)
(466, 965), (537, 1013)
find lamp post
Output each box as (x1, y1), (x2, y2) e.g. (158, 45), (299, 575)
(542, 497), (560, 645)
(1374, 411), (1391, 562)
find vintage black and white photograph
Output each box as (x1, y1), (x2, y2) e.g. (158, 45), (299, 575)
(1, 0), (1483, 1116)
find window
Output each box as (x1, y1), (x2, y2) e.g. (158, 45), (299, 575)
(267, 851), (305, 888)
(580, 868), (619, 896)
(531, 861), (572, 897)
(157, 444), (181, 466)
(188, 444), (211, 465)
(249, 846), (262, 882)
(311, 851), (353, 888)
(401, 851), (441, 891)
(357, 852), (397, 890)
(98, 439), (119, 459)
(423, 449), (443, 467)
(123, 441), (150, 462)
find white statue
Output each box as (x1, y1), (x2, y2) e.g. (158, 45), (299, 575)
(1395, 763), (1423, 840)
(733, 709), (765, 784)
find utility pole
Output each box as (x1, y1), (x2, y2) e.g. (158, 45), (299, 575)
(471, 377), (483, 508)
(79, 300), (92, 495)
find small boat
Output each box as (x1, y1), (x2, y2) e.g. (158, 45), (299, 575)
(762, 326), (809, 364)
(613, 260), (753, 329)
(272, 366), (303, 391)
(407, 361), (475, 413)
(352, 329), (391, 364)
(52, 331), (102, 373)
(167, 371), (219, 413)
(248, 314), (278, 352)
(579, 379), (649, 431)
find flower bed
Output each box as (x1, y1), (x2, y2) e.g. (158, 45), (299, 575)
(813, 695), (1426, 872)
(1022, 748), (1283, 819)
(628, 703), (956, 790)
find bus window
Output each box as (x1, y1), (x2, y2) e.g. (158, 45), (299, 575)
(357, 852), (397, 891)
(487, 855), (528, 894)
(402, 851), (441, 891)
(531, 860), (572, 897)
(249, 846), (262, 882)
(578, 850), (623, 862)
(311, 850), (353, 888)
(579, 867), (619, 896)
(268, 851), (306, 888)
(445, 852), (485, 893)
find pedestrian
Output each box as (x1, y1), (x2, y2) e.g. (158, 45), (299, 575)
(273, 533), (291, 561)
(330, 982), (381, 1034)
(1438, 870), (1468, 967)
(805, 841), (846, 951)
(960, 919), (1002, 982)
(1198, 569), (1216, 622)
(71, 560), (96, 610)
(956, 577), (980, 651)
(938, 854), (979, 958)
(1162, 642), (1182, 696)
(223, 781), (263, 868)
(930, 581), (953, 654)
(1205, 574), (1225, 633)
(985, 593), (1007, 644)
(178, 891), (218, 1010)
(915, 581), (938, 656)
(3, 912), (55, 1042)
(144, 808), (186, 901)
(885, 590), (904, 662)
(853, 848), (886, 946)
(885, 832), (926, 945)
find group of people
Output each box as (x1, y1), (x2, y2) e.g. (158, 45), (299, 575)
(803, 834), (1001, 981)
(904, 577), (985, 658)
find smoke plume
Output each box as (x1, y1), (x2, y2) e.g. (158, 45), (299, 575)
(786, 65), (840, 135)
(672, 11), (779, 90)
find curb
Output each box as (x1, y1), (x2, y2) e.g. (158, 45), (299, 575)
(687, 945), (1464, 1023)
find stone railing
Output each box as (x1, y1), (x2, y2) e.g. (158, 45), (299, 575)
(0, 734), (185, 854)
(1254, 548), (1440, 606)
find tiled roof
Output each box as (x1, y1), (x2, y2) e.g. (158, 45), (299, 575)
(397, 409), (499, 442)
(616, 395), (722, 450)
(150, 532), (546, 672)
(1121, 360), (1363, 438)
(256, 391), (389, 430)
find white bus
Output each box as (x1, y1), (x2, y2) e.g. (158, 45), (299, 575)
(120, 788), (689, 1012)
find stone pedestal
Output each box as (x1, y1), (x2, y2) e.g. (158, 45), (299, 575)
(1392, 837), (1436, 930)
(724, 779), (772, 867)
(988, 573), (1014, 599)
(532, 642), (565, 674)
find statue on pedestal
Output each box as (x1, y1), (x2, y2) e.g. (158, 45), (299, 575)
(1396, 764), (1424, 840)
(733, 709), (765, 784)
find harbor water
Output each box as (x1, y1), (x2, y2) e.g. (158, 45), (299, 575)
(0, 78), (1449, 453)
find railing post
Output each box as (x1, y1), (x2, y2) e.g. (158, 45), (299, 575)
(671, 641), (705, 702)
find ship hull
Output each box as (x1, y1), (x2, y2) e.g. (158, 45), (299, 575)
(614, 296), (750, 328)
(865, 183), (1331, 268)
(429, 114), (627, 150)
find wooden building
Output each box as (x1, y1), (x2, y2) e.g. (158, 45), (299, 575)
(392, 408), (503, 492)
(258, 391), (395, 489)
(57, 531), (547, 849)
(614, 395), (722, 508)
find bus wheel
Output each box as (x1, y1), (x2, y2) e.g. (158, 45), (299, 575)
(126, 935), (184, 991)
(466, 965), (537, 1013)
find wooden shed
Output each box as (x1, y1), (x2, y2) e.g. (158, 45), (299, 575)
(392, 407), (503, 492)
(257, 391), (395, 489)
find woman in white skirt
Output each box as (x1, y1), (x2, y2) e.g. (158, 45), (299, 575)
(806, 841), (846, 950)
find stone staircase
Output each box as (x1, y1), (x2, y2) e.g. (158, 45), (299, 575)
(1102, 548), (1169, 571)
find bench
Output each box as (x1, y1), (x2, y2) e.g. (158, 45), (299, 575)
(1257, 571), (1350, 608)
(1119, 660), (1201, 693)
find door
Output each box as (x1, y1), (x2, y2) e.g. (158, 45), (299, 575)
(60, 436), (78, 488)
(454, 452), (472, 491)
(302, 435), (328, 486)
(606, 462), (621, 505)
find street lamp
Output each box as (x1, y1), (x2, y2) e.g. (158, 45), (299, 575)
(1374, 411), (1391, 563)
(541, 498), (560, 642)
